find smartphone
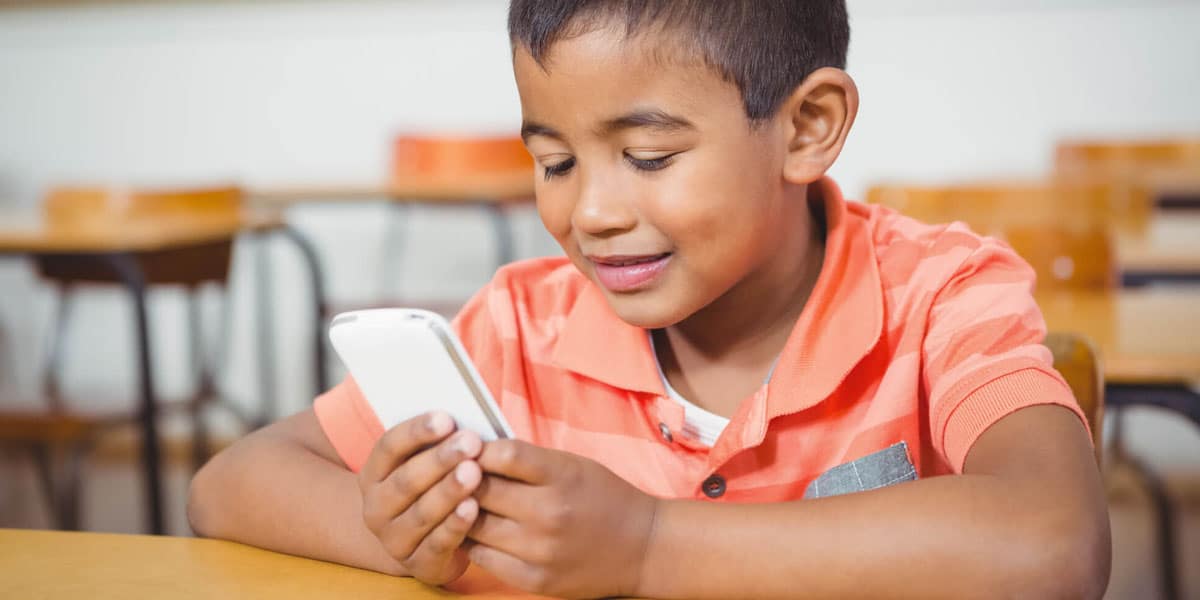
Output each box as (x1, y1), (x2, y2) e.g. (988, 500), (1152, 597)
(328, 308), (513, 441)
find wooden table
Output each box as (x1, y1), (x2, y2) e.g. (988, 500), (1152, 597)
(0, 211), (328, 535)
(0, 529), (544, 599)
(1118, 213), (1200, 284)
(1038, 287), (1200, 385)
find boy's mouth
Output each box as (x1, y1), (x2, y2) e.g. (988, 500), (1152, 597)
(588, 253), (672, 292)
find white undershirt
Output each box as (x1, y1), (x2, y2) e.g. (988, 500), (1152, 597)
(648, 332), (731, 447)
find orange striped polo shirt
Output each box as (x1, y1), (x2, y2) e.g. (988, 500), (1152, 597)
(314, 177), (1087, 502)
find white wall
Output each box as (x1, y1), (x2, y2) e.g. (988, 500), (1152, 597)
(1, 0), (1198, 465)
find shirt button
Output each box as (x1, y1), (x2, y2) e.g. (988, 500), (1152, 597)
(658, 422), (673, 443)
(702, 474), (726, 499)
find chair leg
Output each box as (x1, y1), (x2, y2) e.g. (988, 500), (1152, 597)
(29, 442), (87, 531)
(187, 289), (212, 472)
(1109, 407), (1180, 600)
(252, 234), (279, 428)
(30, 444), (58, 525)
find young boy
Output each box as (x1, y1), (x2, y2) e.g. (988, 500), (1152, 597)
(189, 1), (1111, 597)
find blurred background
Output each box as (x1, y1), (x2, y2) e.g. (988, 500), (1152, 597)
(0, 1), (1197, 598)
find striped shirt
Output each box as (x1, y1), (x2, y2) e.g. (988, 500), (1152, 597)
(314, 177), (1087, 502)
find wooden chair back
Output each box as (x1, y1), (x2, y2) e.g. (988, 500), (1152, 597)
(865, 179), (1150, 235)
(1002, 225), (1117, 292)
(43, 185), (242, 225)
(1044, 331), (1105, 465)
(1056, 138), (1200, 177)
(35, 185), (242, 286)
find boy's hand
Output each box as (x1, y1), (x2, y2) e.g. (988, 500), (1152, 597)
(358, 412), (484, 585)
(467, 440), (659, 598)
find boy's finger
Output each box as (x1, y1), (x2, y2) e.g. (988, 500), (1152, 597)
(466, 510), (527, 558)
(374, 431), (482, 518)
(467, 543), (544, 593)
(412, 497), (479, 560)
(380, 459), (481, 559)
(474, 474), (536, 521)
(360, 411), (455, 484)
(476, 439), (552, 484)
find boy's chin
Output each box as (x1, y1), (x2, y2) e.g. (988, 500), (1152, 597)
(601, 288), (691, 330)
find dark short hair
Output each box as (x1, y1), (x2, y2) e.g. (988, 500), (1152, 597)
(508, 0), (850, 121)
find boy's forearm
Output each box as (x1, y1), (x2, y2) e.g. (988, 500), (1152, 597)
(188, 429), (404, 576)
(638, 474), (1106, 600)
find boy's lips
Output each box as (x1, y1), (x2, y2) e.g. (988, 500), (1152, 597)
(588, 253), (672, 292)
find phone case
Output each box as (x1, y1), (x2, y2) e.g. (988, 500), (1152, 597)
(328, 309), (513, 441)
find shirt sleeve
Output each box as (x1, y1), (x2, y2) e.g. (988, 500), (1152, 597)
(313, 283), (505, 473)
(922, 233), (1091, 473)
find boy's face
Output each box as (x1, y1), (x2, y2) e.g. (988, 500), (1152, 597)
(514, 27), (811, 329)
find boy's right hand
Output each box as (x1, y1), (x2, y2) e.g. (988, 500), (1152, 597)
(358, 411), (483, 585)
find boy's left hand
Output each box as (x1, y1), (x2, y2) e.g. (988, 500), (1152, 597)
(466, 439), (659, 598)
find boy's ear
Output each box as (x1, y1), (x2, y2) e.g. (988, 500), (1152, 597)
(779, 67), (859, 185)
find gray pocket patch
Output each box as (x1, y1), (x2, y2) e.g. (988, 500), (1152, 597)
(803, 441), (917, 499)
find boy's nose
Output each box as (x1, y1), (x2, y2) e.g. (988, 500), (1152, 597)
(572, 175), (638, 236)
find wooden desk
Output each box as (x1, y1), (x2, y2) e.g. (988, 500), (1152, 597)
(0, 529), (545, 599)
(1037, 287), (1200, 385)
(1118, 213), (1200, 283)
(0, 212), (328, 535)
(0, 210), (282, 253)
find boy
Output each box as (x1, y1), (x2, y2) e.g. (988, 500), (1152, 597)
(189, 1), (1111, 598)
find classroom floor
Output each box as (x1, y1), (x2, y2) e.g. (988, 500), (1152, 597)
(0, 434), (1196, 600)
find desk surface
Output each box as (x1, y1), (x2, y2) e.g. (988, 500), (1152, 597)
(252, 171), (536, 206)
(1038, 287), (1200, 385)
(0, 210), (282, 254)
(1117, 213), (1200, 274)
(0, 529), (545, 599)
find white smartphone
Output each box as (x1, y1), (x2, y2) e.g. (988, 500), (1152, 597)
(328, 308), (513, 441)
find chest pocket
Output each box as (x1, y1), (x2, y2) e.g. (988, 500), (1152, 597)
(803, 441), (918, 499)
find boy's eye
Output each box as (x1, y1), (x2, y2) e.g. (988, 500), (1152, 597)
(542, 157), (576, 181)
(625, 152), (678, 173)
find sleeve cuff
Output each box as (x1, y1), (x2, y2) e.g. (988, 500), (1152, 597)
(313, 377), (385, 473)
(941, 367), (1091, 473)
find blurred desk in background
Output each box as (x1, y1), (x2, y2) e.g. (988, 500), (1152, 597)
(1118, 213), (1200, 285)
(0, 529), (543, 599)
(0, 209), (327, 535)
(1038, 287), (1200, 386)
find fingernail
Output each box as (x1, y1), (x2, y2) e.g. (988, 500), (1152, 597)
(455, 461), (477, 486)
(455, 432), (481, 457)
(456, 499), (475, 519)
(427, 412), (453, 435)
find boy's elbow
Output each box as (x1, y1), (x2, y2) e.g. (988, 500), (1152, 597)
(187, 456), (226, 538)
(1020, 507), (1112, 599)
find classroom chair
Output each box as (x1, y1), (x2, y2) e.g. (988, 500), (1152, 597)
(1056, 138), (1200, 212)
(0, 185), (242, 530)
(865, 179), (1152, 236)
(1055, 138), (1200, 177)
(1002, 225), (1117, 292)
(1044, 331), (1104, 466)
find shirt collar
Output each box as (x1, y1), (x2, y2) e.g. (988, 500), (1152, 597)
(551, 177), (884, 416)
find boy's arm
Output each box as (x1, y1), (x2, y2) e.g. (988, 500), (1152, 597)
(467, 404), (1110, 599)
(187, 410), (403, 573)
(638, 405), (1110, 599)
(188, 412), (403, 571)
(188, 409), (486, 583)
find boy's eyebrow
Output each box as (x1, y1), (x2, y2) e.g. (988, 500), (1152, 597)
(520, 121), (562, 143)
(520, 110), (695, 143)
(599, 110), (695, 135)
